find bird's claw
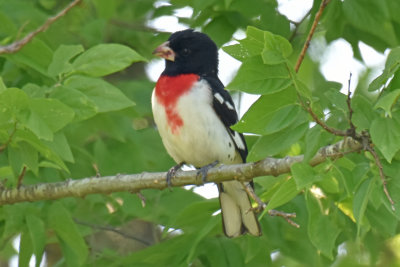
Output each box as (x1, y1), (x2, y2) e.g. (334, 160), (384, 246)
(197, 161), (219, 184)
(166, 162), (185, 188)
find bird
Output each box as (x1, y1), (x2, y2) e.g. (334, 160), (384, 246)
(151, 29), (261, 237)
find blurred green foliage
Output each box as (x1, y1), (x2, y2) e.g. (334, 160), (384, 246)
(0, 0), (400, 266)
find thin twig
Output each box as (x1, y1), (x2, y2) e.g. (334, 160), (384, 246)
(17, 166), (27, 189)
(240, 182), (266, 212)
(295, 0), (331, 72)
(92, 163), (101, 178)
(346, 73), (356, 134)
(305, 105), (348, 136)
(136, 192), (146, 207)
(0, 0), (82, 55)
(365, 146), (395, 211)
(344, 74), (394, 209)
(240, 182), (299, 228)
(73, 218), (152, 246)
(268, 210), (299, 228)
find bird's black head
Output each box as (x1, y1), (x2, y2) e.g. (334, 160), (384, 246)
(153, 29), (219, 77)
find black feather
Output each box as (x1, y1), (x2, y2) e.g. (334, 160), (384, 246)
(202, 75), (248, 163)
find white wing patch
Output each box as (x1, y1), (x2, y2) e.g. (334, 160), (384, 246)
(225, 101), (235, 110)
(214, 92), (224, 104)
(230, 131), (246, 151)
(214, 92), (235, 110)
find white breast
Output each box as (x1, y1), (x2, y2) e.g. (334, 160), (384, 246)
(152, 80), (240, 167)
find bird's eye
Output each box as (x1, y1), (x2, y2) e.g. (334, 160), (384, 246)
(182, 48), (190, 56)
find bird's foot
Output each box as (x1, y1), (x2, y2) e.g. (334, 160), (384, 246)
(166, 162), (185, 188)
(197, 161), (219, 184)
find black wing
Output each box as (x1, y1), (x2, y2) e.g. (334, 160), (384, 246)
(202, 76), (248, 162)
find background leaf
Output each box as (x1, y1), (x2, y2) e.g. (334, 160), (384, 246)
(370, 116), (400, 162)
(72, 44), (146, 77)
(48, 202), (88, 266)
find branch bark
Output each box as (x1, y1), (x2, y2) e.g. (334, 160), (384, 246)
(0, 137), (361, 205)
(295, 0), (330, 72)
(0, 0), (82, 55)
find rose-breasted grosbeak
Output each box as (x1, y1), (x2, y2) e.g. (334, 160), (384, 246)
(152, 29), (261, 237)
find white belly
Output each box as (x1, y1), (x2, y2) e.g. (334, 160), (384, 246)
(152, 80), (240, 167)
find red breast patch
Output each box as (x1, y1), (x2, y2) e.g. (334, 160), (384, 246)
(155, 74), (199, 134)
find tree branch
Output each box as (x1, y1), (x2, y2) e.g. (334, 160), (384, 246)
(304, 104), (348, 136)
(0, 138), (361, 205)
(0, 0), (82, 55)
(295, 0), (330, 72)
(365, 145), (395, 211)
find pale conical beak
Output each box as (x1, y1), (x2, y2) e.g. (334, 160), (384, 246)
(152, 41), (175, 61)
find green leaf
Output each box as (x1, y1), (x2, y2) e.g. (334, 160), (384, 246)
(369, 48), (400, 91)
(324, 88), (348, 113)
(186, 218), (219, 264)
(232, 105), (305, 135)
(8, 141), (39, 176)
(227, 56), (291, 94)
(197, 239), (229, 267)
(304, 126), (325, 162)
(22, 83), (47, 98)
(384, 48), (400, 72)
(72, 43), (146, 77)
(0, 76), (6, 93)
(318, 171), (340, 194)
(219, 239), (246, 267)
(264, 178), (300, 212)
(343, 0), (397, 48)
(118, 234), (191, 266)
(25, 98), (75, 140)
(0, 88), (29, 125)
(6, 38), (53, 77)
(232, 86), (298, 134)
(374, 88), (400, 117)
(50, 85), (98, 121)
(247, 122), (308, 161)
(370, 116), (400, 162)
(193, 0), (217, 11)
(306, 192), (341, 259)
(43, 132), (74, 163)
(262, 31), (292, 65)
(64, 75), (135, 113)
(48, 202), (88, 266)
(366, 205), (397, 236)
(26, 215), (46, 267)
(353, 178), (374, 234)
(291, 162), (322, 190)
(19, 230), (34, 267)
(203, 15), (236, 47)
(222, 26), (264, 61)
(173, 200), (219, 232)
(351, 94), (377, 130)
(14, 129), (69, 172)
(48, 44), (84, 77)
(385, 176), (400, 219)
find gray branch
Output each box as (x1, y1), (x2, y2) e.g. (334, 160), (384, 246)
(0, 137), (361, 205)
(0, 0), (82, 55)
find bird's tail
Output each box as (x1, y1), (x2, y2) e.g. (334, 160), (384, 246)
(218, 181), (261, 237)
